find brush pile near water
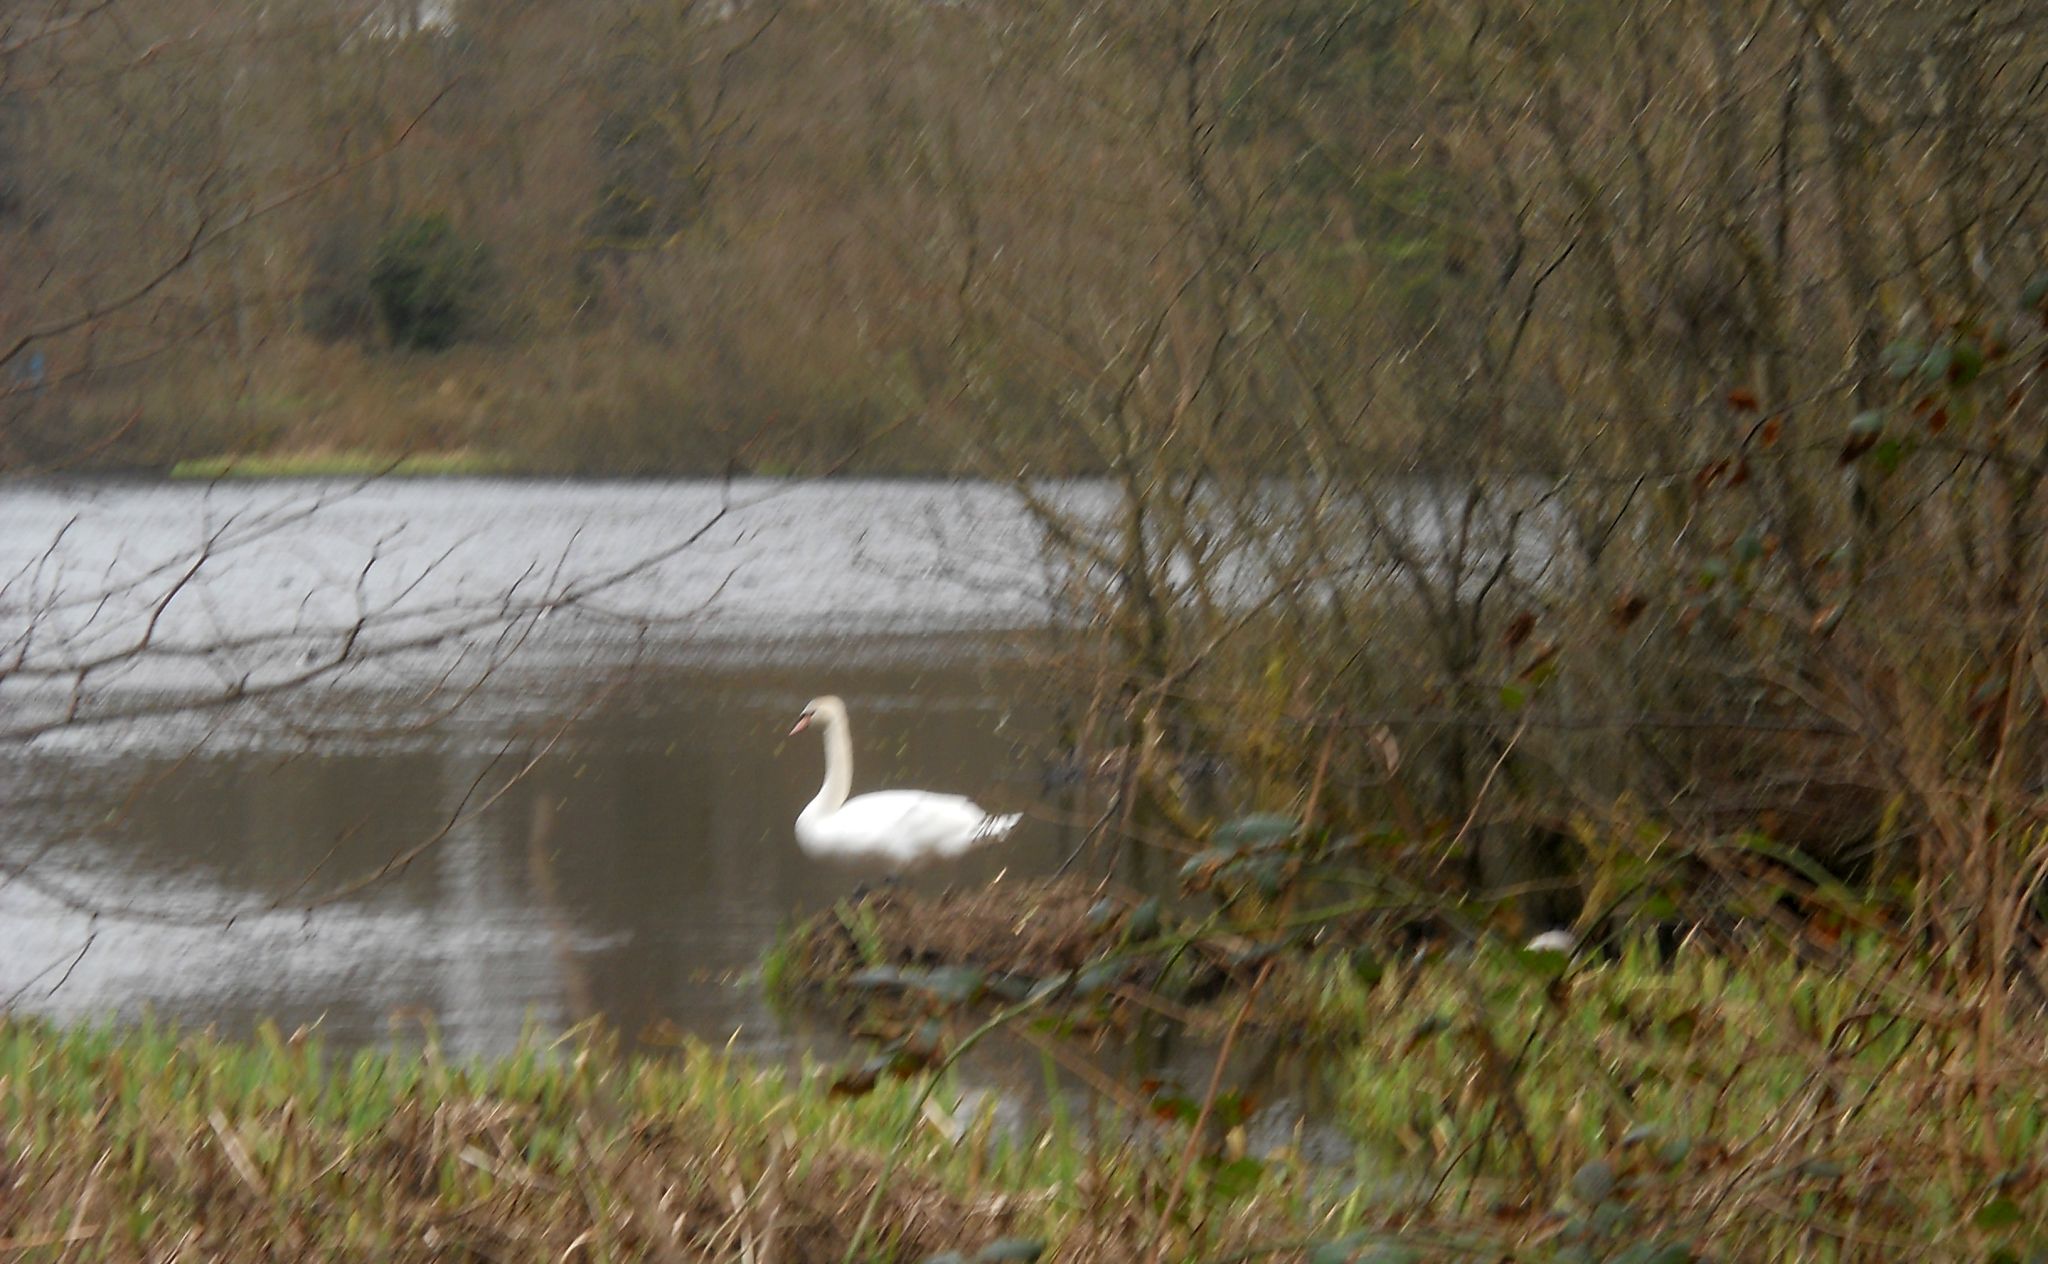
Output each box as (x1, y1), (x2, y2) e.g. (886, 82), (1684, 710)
(767, 878), (1254, 1028)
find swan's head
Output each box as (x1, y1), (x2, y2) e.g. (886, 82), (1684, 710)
(789, 695), (847, 736)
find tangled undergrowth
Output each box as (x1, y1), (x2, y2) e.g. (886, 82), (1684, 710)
(1287, 937), (2048, 1262)
(770, 873), (2048, 1261)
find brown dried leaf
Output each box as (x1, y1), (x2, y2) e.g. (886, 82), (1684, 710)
(1611, 593), (1648, 630)
(1839, 434), (1878, 466)
(1501, 610), (1537, 651)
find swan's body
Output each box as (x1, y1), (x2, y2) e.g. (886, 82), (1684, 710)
(790, 695), (1021, 865)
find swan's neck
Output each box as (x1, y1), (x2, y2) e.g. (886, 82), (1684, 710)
(809, 719), (853, 815)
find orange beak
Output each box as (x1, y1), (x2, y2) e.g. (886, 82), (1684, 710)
(789, 714), (811, 736)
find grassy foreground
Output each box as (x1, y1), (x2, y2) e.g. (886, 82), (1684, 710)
(5, 939), (2047, 1261)
(0, 1015), (1344, 1263)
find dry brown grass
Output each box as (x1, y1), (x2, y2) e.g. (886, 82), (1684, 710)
(0, 1017), (1051, 1263)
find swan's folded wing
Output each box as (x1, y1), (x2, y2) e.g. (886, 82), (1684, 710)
(832, 791), (1009, 861)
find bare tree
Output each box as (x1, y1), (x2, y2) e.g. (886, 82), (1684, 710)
(827, 0), (2048, 972)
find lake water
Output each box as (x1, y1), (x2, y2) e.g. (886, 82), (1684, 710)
(0, 478), (1091, 1056)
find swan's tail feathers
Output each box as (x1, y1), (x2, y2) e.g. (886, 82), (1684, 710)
(935, 810), (1023, 859)
(959, 812), (1023, 850)
(982, 812), (1024, 839)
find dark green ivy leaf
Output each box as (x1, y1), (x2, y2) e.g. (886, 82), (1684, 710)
(1974, 1196), (2025, 1231)
(1570, 1157), (1619, 1205)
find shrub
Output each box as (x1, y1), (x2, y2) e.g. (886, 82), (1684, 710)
(367, 213), (490, 351)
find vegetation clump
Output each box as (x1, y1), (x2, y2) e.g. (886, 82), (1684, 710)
(1300, 937), (2048, 1261)
(767, 879), (1241, 1025)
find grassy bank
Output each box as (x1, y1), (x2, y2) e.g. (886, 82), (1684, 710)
(0, 1016), (1018, 1261)
(6, 933), (2045, 1261)
(169, 448), (518, 480)
(0, 1014), (1340, 1263)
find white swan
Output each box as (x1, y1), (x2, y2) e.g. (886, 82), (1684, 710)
(789, 695), (1021, 864)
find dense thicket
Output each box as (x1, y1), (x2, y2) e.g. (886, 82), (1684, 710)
(976, 0), (2048, 1006)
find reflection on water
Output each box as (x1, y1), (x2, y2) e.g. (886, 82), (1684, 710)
(1, 650), (1062, 1055)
